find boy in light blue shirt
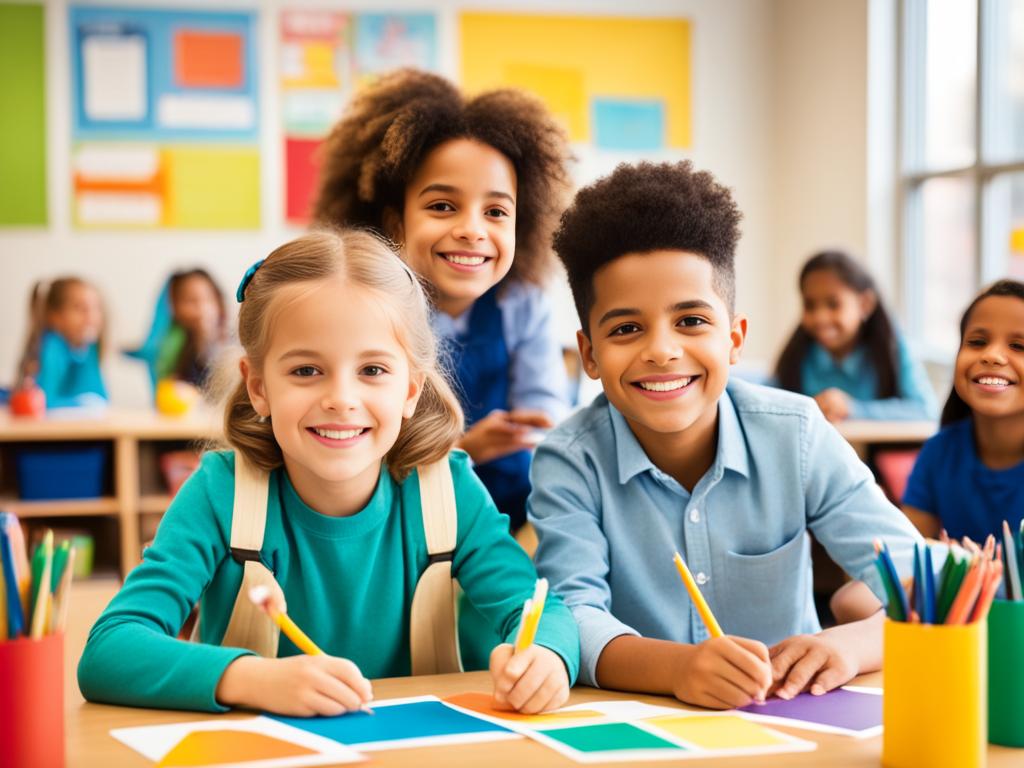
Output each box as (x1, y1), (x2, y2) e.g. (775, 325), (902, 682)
(528, 161), (922, 710)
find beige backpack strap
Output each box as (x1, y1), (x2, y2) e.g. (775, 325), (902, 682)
(218, 453), (284, 658)
(409, 457), (463, 675)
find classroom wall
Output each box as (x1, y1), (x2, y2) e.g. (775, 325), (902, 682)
(0, 0), (874, 407)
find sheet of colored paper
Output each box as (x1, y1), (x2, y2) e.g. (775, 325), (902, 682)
(164, 146), (259, 229)
(82, 31), (148, 123)
(460, 12), (690, 148)
(109, 716), (363, 767)
(269, 695), (519, 751)
(353, 13), (437, 75)
(443, 692), (604, 725)
(0, 3), (47, 225)
(738, 686), (883, 737)
(285, 137), (322, 223)
(644, 714), (816, 754)
(503, 63), (586, 141)
(593, 98), (666, 151)
(174, 30), (243, 89)
(532, 722), (686, 763)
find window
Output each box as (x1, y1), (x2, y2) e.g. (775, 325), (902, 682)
(901, 0), (1024, 357)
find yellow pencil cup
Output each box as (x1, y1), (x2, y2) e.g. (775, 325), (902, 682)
(883, 618), (987, 768)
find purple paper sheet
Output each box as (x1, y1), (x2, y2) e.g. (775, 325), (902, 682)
(738, 688), (882, 733)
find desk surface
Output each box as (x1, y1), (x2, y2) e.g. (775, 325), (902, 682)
(61, 583), (1019, 768)
(834, 419), (936, 445)
(0, 407), (222, 441)
(67, 670), (1022, 768)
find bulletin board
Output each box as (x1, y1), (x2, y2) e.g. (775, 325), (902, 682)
(0, 3), (47, 226)
(280, 10), (439, 225)
(69, 5), (260, 229)
(459, 12), (691, 151)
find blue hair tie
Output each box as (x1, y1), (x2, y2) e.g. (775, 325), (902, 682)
(236, 259), (264, 303)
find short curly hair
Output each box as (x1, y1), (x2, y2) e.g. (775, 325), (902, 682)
(313, 69), (572, 286)
(553, 161), (742, 333)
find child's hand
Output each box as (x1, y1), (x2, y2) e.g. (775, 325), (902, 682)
(489, 643), (570, 714)
(215, 654), (373, 716)
(672, 636), (772, 709)
(813, 388), (851, 422)
(768, 633), (858, 699)
(459, 410), (543, 464)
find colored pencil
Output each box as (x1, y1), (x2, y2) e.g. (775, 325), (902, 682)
(673, 551), (723, 638)
(923, 544), (936, 624)
(248, 585), (323, 656)
(514, 578), (548, 653)
(29, 530), (53, 639)
(945, 555), (985, 625)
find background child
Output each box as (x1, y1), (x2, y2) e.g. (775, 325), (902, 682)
(773, 250), (935, 422)
(78, 230), (577, 715)
(156, 269), (228, 388)
(530, 162), (921, 710)
(903, 279), (1024, 541)
(17, 277), (107, 408)
(313, 69), (573, 531)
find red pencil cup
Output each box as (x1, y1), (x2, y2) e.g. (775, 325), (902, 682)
(0, 633), (65, 768)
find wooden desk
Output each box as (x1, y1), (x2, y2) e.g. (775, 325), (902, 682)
(0, 408), (221, 576)
(65, 670), (1021, 768)
(59, 581), (1021, 767)
(835, 419), (936, 459)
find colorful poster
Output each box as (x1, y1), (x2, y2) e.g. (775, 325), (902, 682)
(69, 5), (259, 229)
(0, 3), (47, 226)
(280, 10), (439, 225)
(460, 13), (691, 150)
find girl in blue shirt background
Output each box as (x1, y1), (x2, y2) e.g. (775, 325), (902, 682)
(903, 279), (1024, 541)
(774, 250), (935, 422)
(313, 69), (573, 532)
(17, 276), (108, 408)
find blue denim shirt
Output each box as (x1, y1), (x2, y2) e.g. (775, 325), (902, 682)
(800, 335), (936, 420)
(528, 378), (922, 687)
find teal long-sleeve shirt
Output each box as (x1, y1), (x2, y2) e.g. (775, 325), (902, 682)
(78, 450), (579, 712)
(36, 330), (108, 408)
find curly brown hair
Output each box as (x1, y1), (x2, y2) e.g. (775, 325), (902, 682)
(553, 161), (742, 334)
(313, 69), (572, 286)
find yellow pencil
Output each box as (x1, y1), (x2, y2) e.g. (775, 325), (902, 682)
(248, 585), (374, 715)
(514, 578), (548, 653)
(248, 585), (323, 655)
(673, 551), (723, 638)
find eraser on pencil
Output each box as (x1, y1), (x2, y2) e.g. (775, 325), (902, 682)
(248, 585), (270, 607)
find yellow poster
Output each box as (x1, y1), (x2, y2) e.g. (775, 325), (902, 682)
(460, 13), (691, 149)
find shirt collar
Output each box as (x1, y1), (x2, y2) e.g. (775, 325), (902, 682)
(607, 385), (750, 486)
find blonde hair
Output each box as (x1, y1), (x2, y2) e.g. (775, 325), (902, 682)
(221, 229), (464, 481)
(17, 277), (105, 386)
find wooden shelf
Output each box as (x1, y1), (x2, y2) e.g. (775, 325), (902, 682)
(139, 495), (172, 514)
(2, 497), (120, 518)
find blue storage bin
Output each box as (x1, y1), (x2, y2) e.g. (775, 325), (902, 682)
(15, 443), (109, 500)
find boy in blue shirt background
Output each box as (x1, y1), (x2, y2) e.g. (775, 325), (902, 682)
(528, 161), (921, 709)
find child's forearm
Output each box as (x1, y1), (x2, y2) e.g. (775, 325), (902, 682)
(818, 609), (884, 674)
(595, 635), (694, 695)
(829, 580), (883, 624)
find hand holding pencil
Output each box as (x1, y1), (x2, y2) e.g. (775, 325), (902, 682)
(489, 577), (570, 714)
(671, 551), (772, 709)
(214, 585), (374, 717)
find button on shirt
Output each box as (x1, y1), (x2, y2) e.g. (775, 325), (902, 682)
(528, 378), (922, 687)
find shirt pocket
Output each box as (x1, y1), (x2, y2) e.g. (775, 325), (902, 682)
(722, 530), (811, 645)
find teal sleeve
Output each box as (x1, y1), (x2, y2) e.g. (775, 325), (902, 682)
(448, 451), (581, 684)
(77, 453), (254, 712)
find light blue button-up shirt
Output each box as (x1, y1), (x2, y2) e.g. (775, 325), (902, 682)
(800, 335), (936, 420)
(528, 378), (922, 687)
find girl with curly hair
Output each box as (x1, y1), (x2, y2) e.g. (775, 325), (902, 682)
(314, 69), (573, 532)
